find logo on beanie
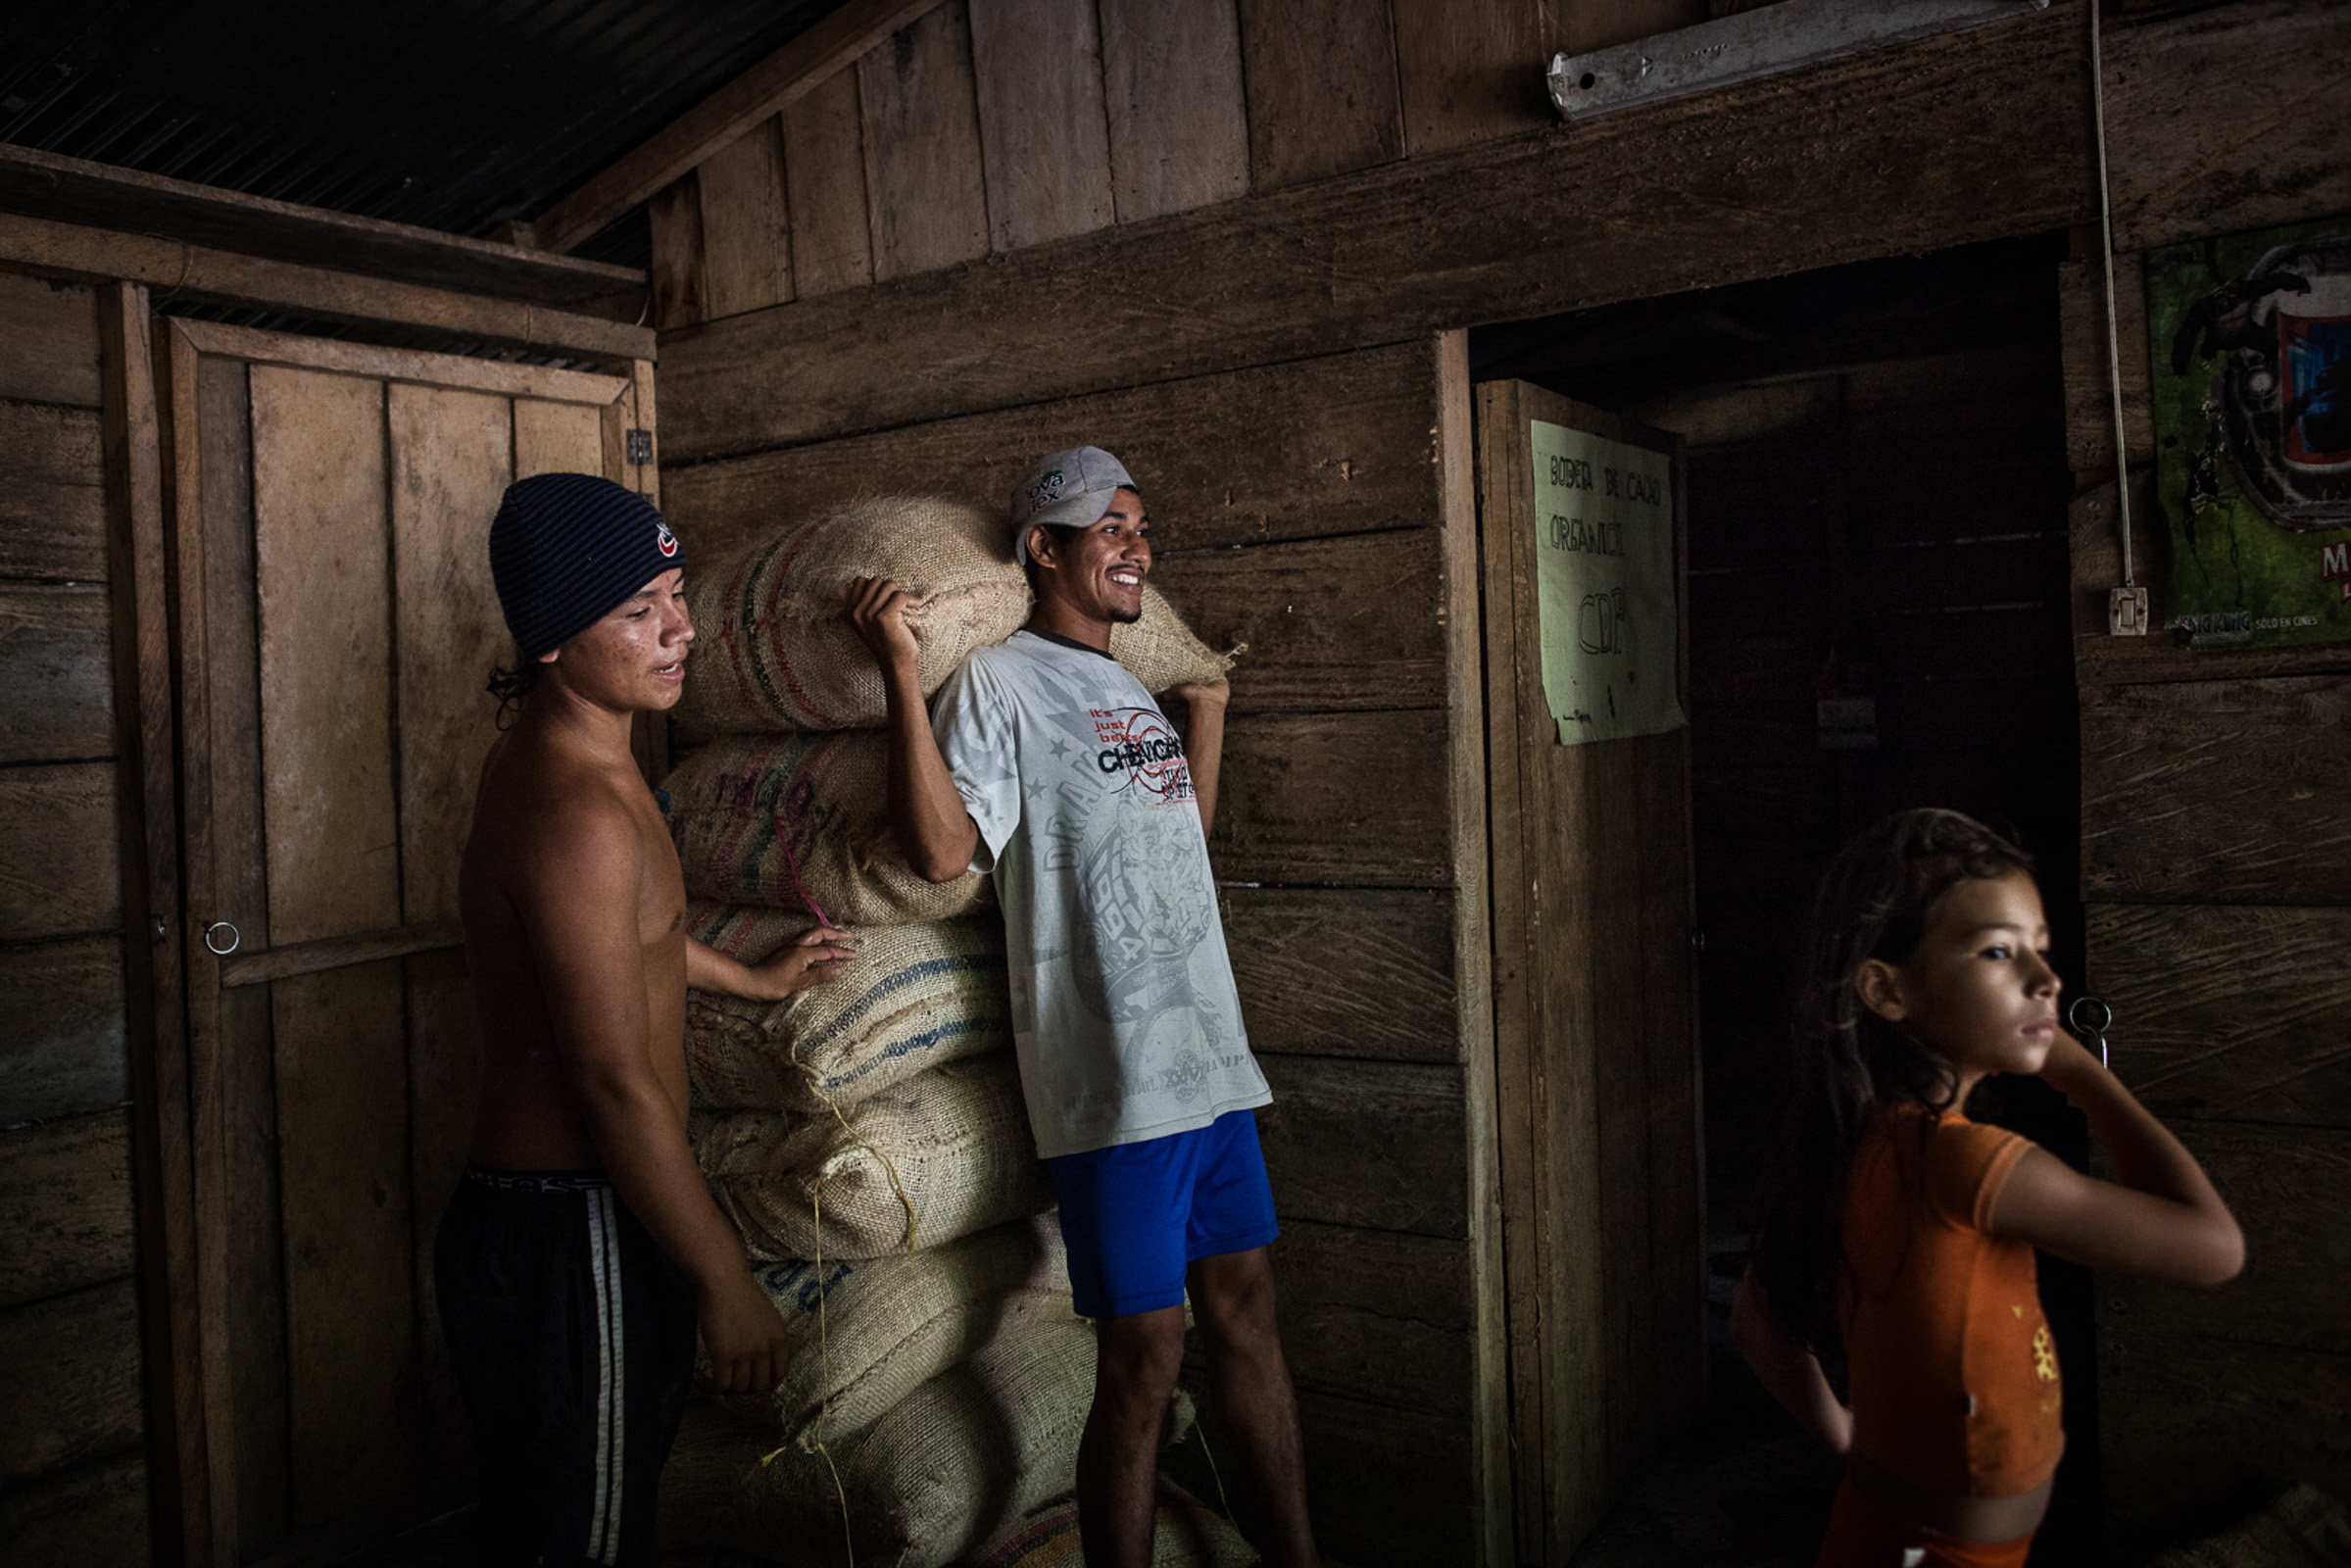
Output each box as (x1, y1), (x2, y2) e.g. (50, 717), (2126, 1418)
(656, 520), (678, 559)
(1024, 469), (1066, 514)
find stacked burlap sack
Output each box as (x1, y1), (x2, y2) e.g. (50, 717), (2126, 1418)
(659, 498), (1231, 1567)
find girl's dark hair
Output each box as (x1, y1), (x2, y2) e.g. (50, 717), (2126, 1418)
(486, 655), (541, 725)
(1748, 808), (2035, 1354)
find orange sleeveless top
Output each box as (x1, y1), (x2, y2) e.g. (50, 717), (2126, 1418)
(1840, 1106), (2064, 1497)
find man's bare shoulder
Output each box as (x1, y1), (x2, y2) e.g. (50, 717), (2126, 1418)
(470, 730), (653, 888)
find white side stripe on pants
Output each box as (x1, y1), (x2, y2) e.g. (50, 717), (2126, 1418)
(584, 1187), (627, 1565)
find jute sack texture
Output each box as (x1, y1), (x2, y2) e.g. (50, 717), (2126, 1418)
(684, 904), (1012, 1113)
(693, 1054), (1052, 1260)
(712, 1214), (1075, 1448)
(665, 731), (993, 926)
(676, 494), (1233, 735)
(970, 1480), (1263, 1568)
(660, 1315), (1112, 1568)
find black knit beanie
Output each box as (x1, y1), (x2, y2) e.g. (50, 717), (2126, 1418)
(489, 473), (685, 662)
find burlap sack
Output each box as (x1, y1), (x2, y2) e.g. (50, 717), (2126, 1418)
(685, 904), (1013, 1113)
(970, 1479), (1263, 1568)
(675, 494), (1233, 735)
(665, 731), (993, 925)
(660, 1316), (1104, 1568)
(715, 1214), (1075, 1449)
(693, 1055), (1052, 1261)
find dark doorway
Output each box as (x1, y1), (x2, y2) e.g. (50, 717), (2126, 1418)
(1470, 231), (2094, 1565)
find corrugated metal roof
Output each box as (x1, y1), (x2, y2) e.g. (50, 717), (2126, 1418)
(0, 0), (845, 269)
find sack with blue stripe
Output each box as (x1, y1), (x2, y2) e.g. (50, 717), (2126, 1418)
(686, 905), (1013, 1113)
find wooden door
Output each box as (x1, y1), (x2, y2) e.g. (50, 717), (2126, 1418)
(1475, 381), (1706, 1563)
(159, 319), (658, 1564)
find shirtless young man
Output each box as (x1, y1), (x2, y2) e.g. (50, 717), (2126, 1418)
(439, 473), (851, 1565)
(845, 449), (1320, 1568)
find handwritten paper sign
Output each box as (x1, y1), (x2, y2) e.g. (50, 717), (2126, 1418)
(1530, 420), (1683, 745)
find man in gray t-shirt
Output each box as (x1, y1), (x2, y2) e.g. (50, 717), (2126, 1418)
(847, 448), (1319, 1568)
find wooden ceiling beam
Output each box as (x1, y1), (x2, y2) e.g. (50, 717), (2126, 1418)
(0, 212), (655, 363)
(526, 0), (949, 257)
(0, 144), (644, 307)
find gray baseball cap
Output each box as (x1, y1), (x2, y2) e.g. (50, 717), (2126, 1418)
(1009, 446), (1135, 564)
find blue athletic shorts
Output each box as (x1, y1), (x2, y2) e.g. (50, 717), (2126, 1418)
(1045, 1108), (1280, 1320)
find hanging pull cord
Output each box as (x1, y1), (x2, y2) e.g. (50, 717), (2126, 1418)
(2090, 0), (2148, 635)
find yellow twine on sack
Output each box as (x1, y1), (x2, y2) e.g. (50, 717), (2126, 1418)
(1194, 1418), (1239, 1531)
(793, 1026), (921, 1254)
(760, 1180), (857, 1568)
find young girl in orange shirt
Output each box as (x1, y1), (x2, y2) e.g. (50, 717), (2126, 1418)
(1735, 808), (2243, 1567)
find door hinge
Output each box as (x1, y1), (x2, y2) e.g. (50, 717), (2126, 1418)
(625, 428), (654, 466)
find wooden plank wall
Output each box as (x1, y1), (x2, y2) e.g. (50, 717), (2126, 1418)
(0, 269), (153, 1558)
(648, 0), (1709, 328)
(661, 338), (1499, 1567)
(2061, 211), (2351, 1548)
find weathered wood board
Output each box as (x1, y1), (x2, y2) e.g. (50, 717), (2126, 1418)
(0, 584), (117, 764)
(1, 143), (642, 308)
(513, 394), (605, 483)
(697, 117), (794, 319)
(2080, 675), (2351, 906)
(0, 1109), (134, 1311)
(1211, 710), (1453, 888)
(1391, 0), (1549, 157)
(2104, 0), (2351, 255)
(1293, 1389), (1474, 1566)
(271, 961), (414, 1525)
(1221, 887), (1459, 1064)
(1256, 1218), (1473, 1418)
(0, 1277), (144, 1490)
(2098, 1121), (2350, 1356)
(0, 762), (122, 941)
(1235, 0), (1404, 193)
(658, 4), (2106, 463)
(1254, 1056), (1467, 1240)
(185, 344), (297, 1552)
(2088, 905), (2351, 1129)
(859, 0), (990, 280)
(648, 173), (709, 333)
(248, 363), (415, 1524)
(6, 213), (651, 364)
(1098, 0), (1248, 223)
(1152, 528), (1446, 714)
(663, 339), (1443, 564)
(405, 945), (481, 1499)
(0, 399), (107, 581)
(0, 1446), (150, 1568)
(0, 271), (102, 408)
(2099, 1331), (2351, 1554)
(0, 935), (126, 1126)
(388, 384), (512, 925)
(969, 0), (1115, 253)
(778, 69), (875, 299)
(250, 366), (401, 941)
(2056, 253), (2153, 475)
(1550, 0), (1711, 55)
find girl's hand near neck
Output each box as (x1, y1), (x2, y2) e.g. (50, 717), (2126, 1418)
(1987, 1034), (2244, 1285)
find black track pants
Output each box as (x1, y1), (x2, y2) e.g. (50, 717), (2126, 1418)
(435, 1168), (697, 1567)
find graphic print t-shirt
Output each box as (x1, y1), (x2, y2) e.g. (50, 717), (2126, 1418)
(931, 630), (1270, 1158)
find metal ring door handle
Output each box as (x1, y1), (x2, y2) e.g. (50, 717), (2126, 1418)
(204, 921), (241, 956)
(2068, 996), (2112, 1068)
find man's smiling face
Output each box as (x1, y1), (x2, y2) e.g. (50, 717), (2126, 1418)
(1033, 486), (1150, 626)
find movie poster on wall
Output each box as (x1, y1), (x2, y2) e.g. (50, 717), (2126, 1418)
(2150, 215), (2351, 647)
(1529, 420), (1684, 745)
